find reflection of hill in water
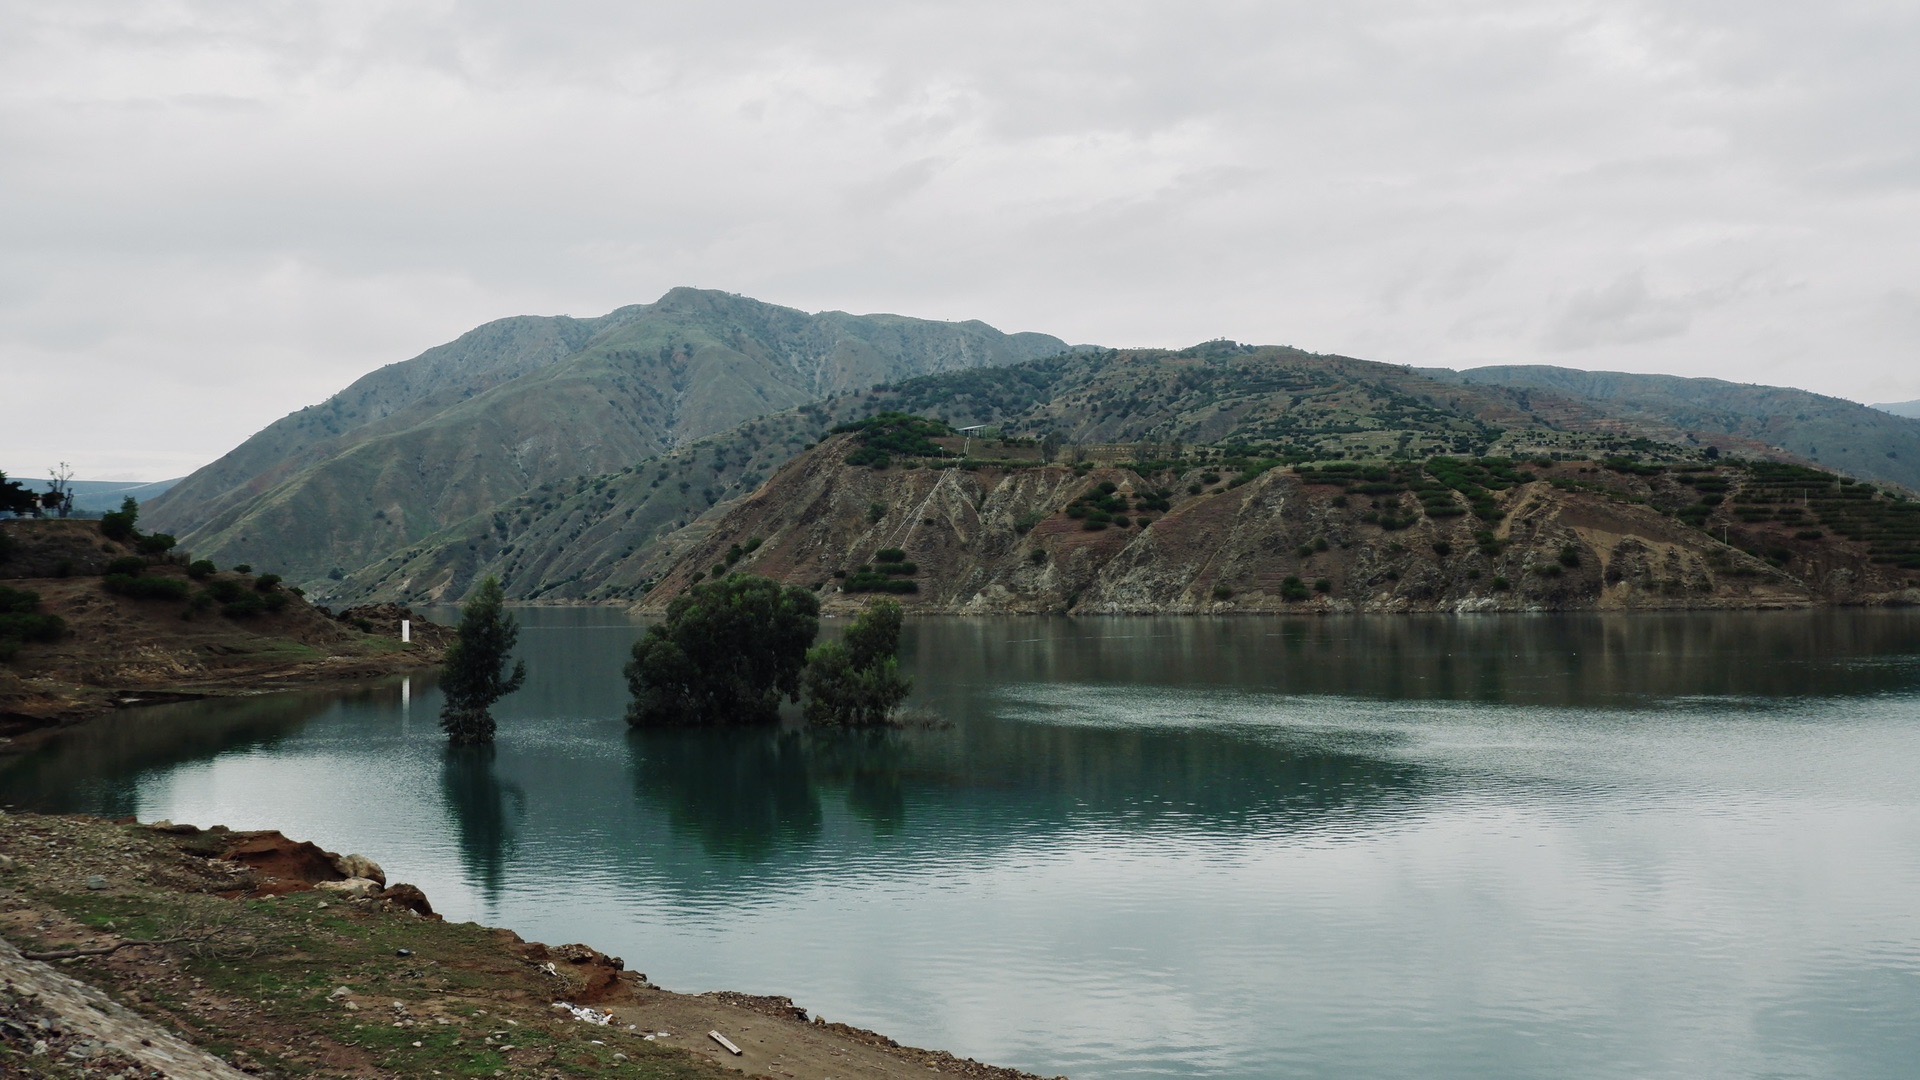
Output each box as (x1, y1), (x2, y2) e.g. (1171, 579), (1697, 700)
(904, 613), (1920, 706)
(0, 683), (407, 816)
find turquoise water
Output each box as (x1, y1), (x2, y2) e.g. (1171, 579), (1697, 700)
(5, 611), (1920, 1078)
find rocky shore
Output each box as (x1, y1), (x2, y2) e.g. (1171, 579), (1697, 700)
(0, 812), (1054, 1080)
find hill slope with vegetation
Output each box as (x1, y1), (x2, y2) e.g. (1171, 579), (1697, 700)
(0, 519), (443, 740)
(1437, 366), (1920, 492)
(142, 288), (1069, 589)
(328, 343), (1920, 607)
(636, 430), (1920, 616)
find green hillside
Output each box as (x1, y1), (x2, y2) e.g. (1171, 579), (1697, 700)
(1437, 366), (1920, 492)
(1875, 400), (1920, 419)
(143, 288), (1068, 587)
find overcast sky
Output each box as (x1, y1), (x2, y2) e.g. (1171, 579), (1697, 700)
(4, 1), (1918, 479)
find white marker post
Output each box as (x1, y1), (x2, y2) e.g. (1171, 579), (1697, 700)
(401, 619), (411, 644)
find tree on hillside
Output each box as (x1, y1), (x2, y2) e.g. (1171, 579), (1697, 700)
(1039, 431), (1063, 463)
(439, 576), (526, 745)
(625, 573), (820, 727)
(99, 497), (139, 541)
(0, 472), (40, 517)
(803, 599), (912, 727)
(45, 463), (74, 519)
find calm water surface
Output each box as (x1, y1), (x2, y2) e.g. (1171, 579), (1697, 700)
(6, 611), (1920, 1079)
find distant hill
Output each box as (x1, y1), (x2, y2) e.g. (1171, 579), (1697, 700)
(324, 345), (1546, 604)
(143, 288), (1069, 586)
(1429, 366), (1920, 492)
(51, 478), (181, 515)
(332, 344), (1920, 606)
(1875, 400), (1920, 419)
(0, 477), (179, 516)
(177, 304), (1920, 607)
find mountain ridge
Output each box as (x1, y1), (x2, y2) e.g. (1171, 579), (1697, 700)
(144, 288), (1071, 585)
(143, 290), (1920, 606)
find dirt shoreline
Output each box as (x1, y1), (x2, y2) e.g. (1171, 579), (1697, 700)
(0, 812), (1057, 1080)
(2, 520), (453, 750)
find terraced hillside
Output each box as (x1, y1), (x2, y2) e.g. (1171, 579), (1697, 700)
(1438, 366), (1920, 492)
(636, 430), (1920, 616)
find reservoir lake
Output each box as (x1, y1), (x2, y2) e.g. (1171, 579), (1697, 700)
(5, 611), (1920, 1079)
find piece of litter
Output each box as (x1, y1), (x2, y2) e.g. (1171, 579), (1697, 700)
(709, 1030), (743, 1056)
(552, 1001), (613, 1026)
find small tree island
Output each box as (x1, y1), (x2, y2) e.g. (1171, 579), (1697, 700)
(804, 599), (912, 727)
(625, 574), (912, 727)
(439, 576), (526, 745)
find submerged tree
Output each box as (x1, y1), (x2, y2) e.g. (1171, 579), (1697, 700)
(803, 599), (912, 727)
(439, 576), (526, 745)
(625, 573), (820, 727)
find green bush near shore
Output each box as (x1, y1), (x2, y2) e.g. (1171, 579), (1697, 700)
(0, 585), (66, 662)
(103, 574), (191, 602)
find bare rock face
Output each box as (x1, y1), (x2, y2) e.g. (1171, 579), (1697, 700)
(316, 877), (382, 899)
(375, 883), (435, 918)
(332, 853), (386, 886)
(223, 833), (348, 896)
(219, 832), (407, 907)
(635, 438), (1916, 616)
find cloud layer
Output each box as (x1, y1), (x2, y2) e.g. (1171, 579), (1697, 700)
(4, 0), (1918, 477)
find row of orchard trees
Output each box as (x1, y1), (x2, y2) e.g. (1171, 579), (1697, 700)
(439, 574), (911, 745)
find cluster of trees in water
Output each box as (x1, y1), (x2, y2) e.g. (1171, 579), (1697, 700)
(440, 574), (911, 745)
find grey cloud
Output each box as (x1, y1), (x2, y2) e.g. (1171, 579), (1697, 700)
(2, 0), (1918, 477)
(1546, 272), (1695, 350)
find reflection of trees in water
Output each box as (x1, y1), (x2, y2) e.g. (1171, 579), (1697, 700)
(439, 745), (524, 903)
(626, 719), (1435, 862)
(0, 685), (386, 815)
(629, 729), (823, 859)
